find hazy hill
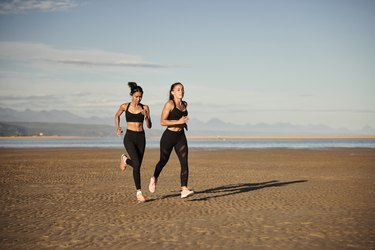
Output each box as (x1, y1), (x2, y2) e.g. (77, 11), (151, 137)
(1, 107), (374, 137)
(0, 122), (113, 137)
(0, 107), (110, 125)
(187, 118), (375, 136)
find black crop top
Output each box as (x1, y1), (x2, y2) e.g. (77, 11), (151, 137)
(168, 100), (188, 120)
(125, 103), (145, 123)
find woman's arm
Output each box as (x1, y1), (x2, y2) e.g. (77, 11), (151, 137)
(114, 103), (126, 136)
(144, 105), (152, 129)
(160, 101), (189, 127)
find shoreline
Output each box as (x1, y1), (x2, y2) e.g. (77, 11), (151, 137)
(187, 135), (375, 140)
(1, 134), (375, 140)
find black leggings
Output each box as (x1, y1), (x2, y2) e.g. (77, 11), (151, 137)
(124, 130), (145, 190)
(153, 129), (189, 187)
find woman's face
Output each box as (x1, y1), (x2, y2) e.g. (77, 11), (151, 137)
(132, 91), (143, 104)
(171, 84), (184, 99)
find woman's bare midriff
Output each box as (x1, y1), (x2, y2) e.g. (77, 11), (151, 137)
(127, 122), (144, 132)
(167, 124), (185, 132)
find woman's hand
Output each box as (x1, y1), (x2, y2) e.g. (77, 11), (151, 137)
(178, 116), (189, 125)
(116, 127), (123, 136)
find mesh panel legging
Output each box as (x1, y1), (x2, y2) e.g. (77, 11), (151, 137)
(153, 129), (189, 187)
(123, 130), (146, 190)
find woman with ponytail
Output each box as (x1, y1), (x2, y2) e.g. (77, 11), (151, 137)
(148, 82), (194, 198)
(115, 82), (152, 203)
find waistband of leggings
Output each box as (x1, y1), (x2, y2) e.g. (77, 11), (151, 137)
(166, 128), (185, 134)
(126, 129), (145, 134)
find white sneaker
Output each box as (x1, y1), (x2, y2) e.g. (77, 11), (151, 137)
(181, 189), (194, 198)
(120, 154), (127, 171)
(149, 177), (157, 193)
(136, 190), (146, 203)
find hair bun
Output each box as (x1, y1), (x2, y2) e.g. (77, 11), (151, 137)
(127, 82), (144, 96)
(128, 82), (137, 89)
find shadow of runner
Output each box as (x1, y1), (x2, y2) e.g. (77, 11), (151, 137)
(189, 180), (308, 201)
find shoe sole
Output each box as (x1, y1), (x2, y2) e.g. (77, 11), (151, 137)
(181, 192), (194, 199)
(137, 198), (146, 203)
(149, 178), (156, 193)
(120, 154), (126, 171)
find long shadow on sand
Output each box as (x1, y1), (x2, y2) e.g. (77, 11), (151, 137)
(188, 180), (308, 201)
(149, 180), (308, 202)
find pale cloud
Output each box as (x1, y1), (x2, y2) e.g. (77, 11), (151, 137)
(0, 94), (64, 110)
(0, 0), (77, 14)
(0, 42), (187, 69)
(43, 59), (179, 68)
(0, 94), (59, 101)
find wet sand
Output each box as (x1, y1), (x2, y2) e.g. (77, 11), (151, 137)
(0, 148), (374, 249)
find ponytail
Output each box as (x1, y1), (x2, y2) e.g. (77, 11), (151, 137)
(128, 82), (143, 96)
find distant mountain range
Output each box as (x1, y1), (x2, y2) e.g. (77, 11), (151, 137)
(0, 107), (111, 125)
(0, 107), (374, 137)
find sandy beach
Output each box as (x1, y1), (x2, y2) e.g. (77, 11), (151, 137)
(0, 148), (374, 249)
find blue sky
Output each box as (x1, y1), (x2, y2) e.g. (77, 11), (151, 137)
(0, 0), (374, 130)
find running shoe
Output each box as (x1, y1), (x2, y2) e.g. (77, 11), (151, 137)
(149, 177), (157, 193)
(120, 154), (127, 171)
(181, 189), (194, 198)
(136, 190), (146, 203)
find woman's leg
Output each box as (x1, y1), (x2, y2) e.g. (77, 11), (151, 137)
(124, 131), (144, 190)
(174, 131), (193, 198)
(149, 130), (176, 193)
(133, 132), (146, 190)
(153, 130), (175, 179)
(174, 131), (189, 187)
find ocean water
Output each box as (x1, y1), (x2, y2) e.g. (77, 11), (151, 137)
(1, 137), (375, 149)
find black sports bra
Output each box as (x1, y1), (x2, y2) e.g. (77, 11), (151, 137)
(125, 103), (145, 123)
(168, 100), (188, 120)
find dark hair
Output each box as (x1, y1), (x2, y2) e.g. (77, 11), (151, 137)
(169, 82), (187, 107)
(128, 82), (143, 96)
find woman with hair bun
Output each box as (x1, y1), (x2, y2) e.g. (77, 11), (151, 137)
(115, 82), (152, 203)
(149, 82), (194, 198)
